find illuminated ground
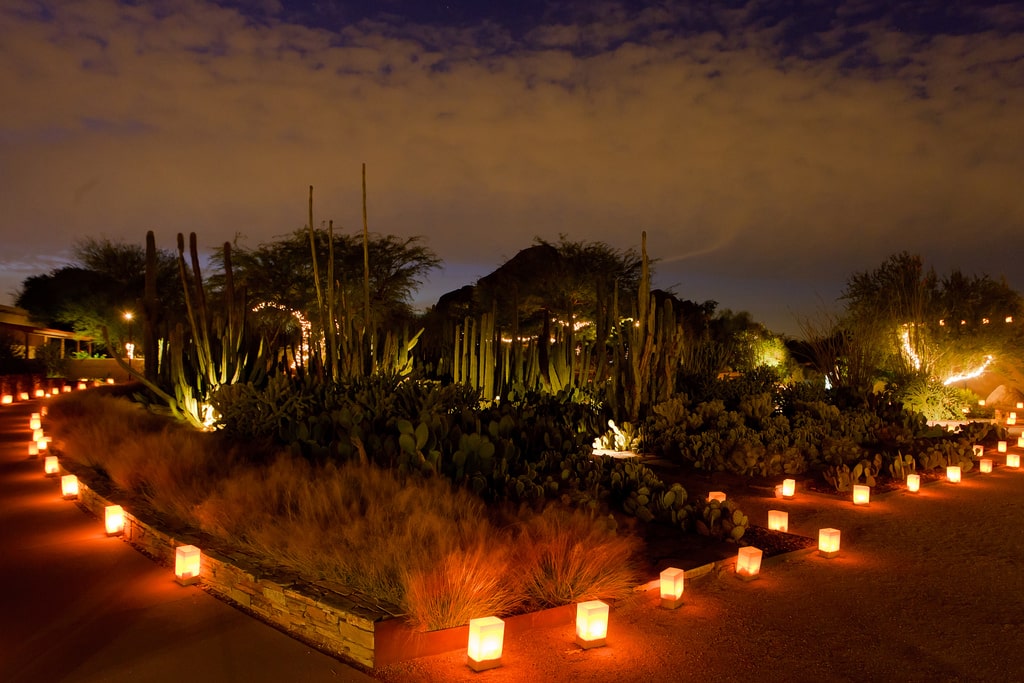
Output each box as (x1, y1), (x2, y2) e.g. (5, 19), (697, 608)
(4, 396), (1023, 682)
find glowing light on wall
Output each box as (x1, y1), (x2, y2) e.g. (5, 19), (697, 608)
(767, 510), (789, 533)
(708, 491), (726, 503)
(175, 545), (201, 585)
(575, 600), (609, 649)
(907, 474), (921, 492)
(818, 528), (841, 558)
(852, 485), (870, 505)
(736, 547), (763, 580)
(946, 466), (961, 483)
(44, 455), (59, 476)
(942, 356), (994, 386)
(659, 567), (685, 609)
(105, 505), (125, 536)
(466, 616), (505, 671)
(980, 459), (993, 474)
(61, 474), (79, 499)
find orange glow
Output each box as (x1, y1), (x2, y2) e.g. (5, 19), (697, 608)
(907, 474), (921, 492)
(575, 600), (609, 648)
(1018, 436), (1024, 448)
(978, 399), (986, 406)
(175, 545), (201, 585)
(62, 385), (71, 393)
(767, 510), (789, 533)
(28, 442), (38, 457)
(1008, 417), (1017, 426)
(818, 528), (841, 558)
(781, 478), (796, 498)
(998, 441), (1008, 453)
(708, 491), (726, 503)
(852, 484), (870, 505)
(106, 378), (115, 385)
(34, 389), (45, 398)
(32, 428), (43, 442)
(1007, 453), (1021, 468)
(1, 394), (11, 404)
(29, 415), (41, 431)
(105, 505), (125, 535)
(36, 439), (47, 452)
(659, 567), (685, 609)
(44, 455), (59, 476)
(1017, 402), (1023, 409)
(467, 616), (505, 671)
(980, 459), (993, 473)
(18, 392), (30, 401)
(77, 382), (87, 390)
(946, 466), (961, 483)
(61, 474), (79, 499)
(735, 546), (763, 580)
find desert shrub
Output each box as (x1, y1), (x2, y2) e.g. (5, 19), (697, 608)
(514, 508), (641, 609)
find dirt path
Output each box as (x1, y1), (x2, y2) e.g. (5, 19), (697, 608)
(375, 445), (1024, 682)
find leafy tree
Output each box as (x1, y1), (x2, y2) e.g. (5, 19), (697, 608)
(210, 228), (440, 364)
(15, 238), (180, 355)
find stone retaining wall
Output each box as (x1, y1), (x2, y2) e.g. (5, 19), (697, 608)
(73, 473), (392, 668)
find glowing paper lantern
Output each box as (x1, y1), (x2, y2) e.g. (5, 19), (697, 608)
(818, 528), (841, 558)
(1018, 436), (1024, 448)
(44, 455), (59, 476)
(946, 466), (961, 483)
(1, 395), (11, 405)
(61, 474), (79, 500)
(466, 616), (505, 671)
(978, 399), (986, 407)
(36, 439), (47, 452)
(1008, 453), (1021, 469)
(1009, 417), (1017, 426)
(781, 478), (796, 498)
(767, 510), (789, 533)
(30, 414), (41, 430)
(18, 392), (30, 401)
(77, 382), (87, 390)
(32, 428), (43, 442)
(175, 545), (201, 585)
(34, 389), (44, 398)
(907, 474), (921, 492)
(852, 485), (870, 506)
(105, 505), (125, 536)
(1017, 402), (1023, 409)
(28, 442), (38, 458)
(980, 459), (993, 474)
(106, 378), (115, 385)
(575, 600), (609, 649)
(708, 491), (727, 503)
(972, 445), (984, 458)
(50, 388), (59, 396)
(659, 567), (685, 609)
(998, 441), (1008, 453)
(736, 546), (763, 580)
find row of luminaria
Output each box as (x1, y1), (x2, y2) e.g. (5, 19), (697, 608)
(13, 393), (1023, 673)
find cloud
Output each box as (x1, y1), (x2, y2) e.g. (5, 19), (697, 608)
(0, 0), (1022, 333)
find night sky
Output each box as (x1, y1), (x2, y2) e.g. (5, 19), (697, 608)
(2, 1), (1023, 334)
